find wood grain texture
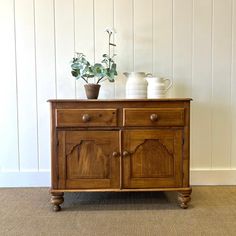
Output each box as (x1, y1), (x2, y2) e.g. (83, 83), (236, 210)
(123, 108), (185, 127)
(50, 103), (58, 189)
(50, 192), (64, 211)
(183, 102), (191, 187)
(66, 140), (110, 179)
(58, 131), (66, 189)
(130, 139), (174, 178)
(50, 187), (192, 193)
(49, 100), (191, 209)
(178, 189), (192, 209)
(58, 130), (120, 189)
(48, 98), (192, 103)
(122, 129), (183, 188)
(56, 108), (117, 127)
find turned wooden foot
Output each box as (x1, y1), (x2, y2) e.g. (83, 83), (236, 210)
(178, 189), (192, 209)
(51, 192), (64, 211)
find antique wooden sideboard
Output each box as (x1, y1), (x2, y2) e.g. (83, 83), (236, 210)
(48, 99), (192, 211)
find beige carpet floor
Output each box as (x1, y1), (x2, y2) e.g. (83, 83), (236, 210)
(0, 187), (236, 236)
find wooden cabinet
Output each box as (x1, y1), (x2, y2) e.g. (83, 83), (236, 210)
(49, 99), (192, 211)
(57, 131), (120, 189)
(122, 130), (183, 189)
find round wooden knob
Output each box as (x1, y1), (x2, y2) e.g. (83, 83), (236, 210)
(123, 151), (130, 157)
(112, 151), (120, 158)
(150, 113), (158, 122)
(82, 114), (91, 122)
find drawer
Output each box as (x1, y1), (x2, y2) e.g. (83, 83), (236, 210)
(56, 109), (117, 127)
(123, 108), (185, 127)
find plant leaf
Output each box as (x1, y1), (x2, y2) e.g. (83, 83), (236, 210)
(71, 70), (79, 77)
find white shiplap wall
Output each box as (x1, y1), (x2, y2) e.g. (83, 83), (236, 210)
(0, 0), (236, 186)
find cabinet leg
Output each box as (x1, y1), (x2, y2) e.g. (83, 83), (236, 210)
(178, 189), (192, 209)
(51, 192), (64, 211)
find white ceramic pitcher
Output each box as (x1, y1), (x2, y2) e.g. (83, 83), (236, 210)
(146, 76), (173, 98)
(124, 72), (148, 99)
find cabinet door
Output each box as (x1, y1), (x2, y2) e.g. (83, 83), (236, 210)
(122, 130), (183, 188)
(57, 131), (120, 189)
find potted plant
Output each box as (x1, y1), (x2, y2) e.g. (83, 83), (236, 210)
(71, 28), (118, 99)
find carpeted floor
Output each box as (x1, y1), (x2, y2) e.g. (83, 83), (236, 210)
(0, 187), (236, 235)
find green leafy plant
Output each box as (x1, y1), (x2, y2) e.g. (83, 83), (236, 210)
(71, 28), (117, 84)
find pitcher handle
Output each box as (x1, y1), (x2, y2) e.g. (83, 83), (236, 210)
(163, 77), (173, 92)
(145, 73), (153, 77)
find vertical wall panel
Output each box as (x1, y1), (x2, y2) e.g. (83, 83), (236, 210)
(173, 0), (193, 168)
(114, 0), (133, 98)
(55, 0), (75, 98)
(173, 0), (193, 97)
(0, 0), (19, 171)
(191, 0), (212, 168)
(1, 0), (236, 186)
(153, 0), (173, 97)
(35, 0), (55, 170)
(212, 0), (232, 168)
(134, 0), (153, 73)
(94, 0), (114, 99)
(74, 0), (94, 98)
(15, 0), (38, 170)
(231, 0), (236, 168)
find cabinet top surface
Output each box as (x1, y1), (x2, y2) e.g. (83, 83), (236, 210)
(48, 98), (192, 103)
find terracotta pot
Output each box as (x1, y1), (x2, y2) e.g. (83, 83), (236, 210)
(84, 84), (101, 99)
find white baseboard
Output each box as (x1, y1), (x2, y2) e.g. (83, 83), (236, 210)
(190, 169), (236, 185)
(1, 169), (236, 187)
(0, 170), (51, 187)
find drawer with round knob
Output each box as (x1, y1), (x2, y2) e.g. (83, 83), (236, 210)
(56, 109), (117, 127)
(123, 108), (185, 127)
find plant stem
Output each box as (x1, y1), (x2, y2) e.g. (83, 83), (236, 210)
(96, 76), (104, 84)
(81, 76), (88, 83)
(98, 77), (108, 83)
(108, 33), (111, 69)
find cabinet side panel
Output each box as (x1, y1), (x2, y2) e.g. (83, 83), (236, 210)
(50, 103), (58, 189)
(183, 102), (191, 187)
(58, 131), (66, 189)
